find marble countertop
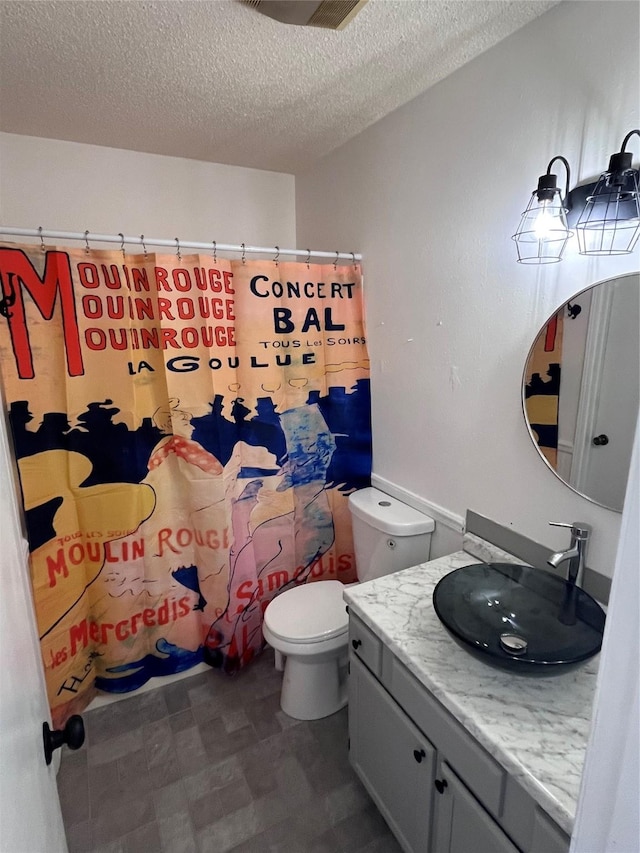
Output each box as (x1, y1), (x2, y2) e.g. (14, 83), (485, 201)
(343, 535), (599, 836)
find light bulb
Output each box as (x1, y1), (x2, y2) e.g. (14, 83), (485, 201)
(533, 204), (557, 240)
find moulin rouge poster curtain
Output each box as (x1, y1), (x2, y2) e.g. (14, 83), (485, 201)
(524, 310), (563, 469)
(0, 242), (371, 725)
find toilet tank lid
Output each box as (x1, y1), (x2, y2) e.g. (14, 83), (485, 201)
(348, 487), (435, 536)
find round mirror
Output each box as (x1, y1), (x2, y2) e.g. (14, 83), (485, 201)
(523, 272), (639, 512)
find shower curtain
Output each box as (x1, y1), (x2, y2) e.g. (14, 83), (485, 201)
(0, 243), (371, 725)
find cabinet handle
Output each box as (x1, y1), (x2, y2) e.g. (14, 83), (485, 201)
(413, 748), (426, 763)
(352, 639), (362, 650)
(434, 778), (448, 794)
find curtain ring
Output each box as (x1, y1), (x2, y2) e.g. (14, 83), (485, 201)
(175, 237), (181, 263)
(212, 240), (217, 264)
(334, 251), (339, 271)
(140, 235), (148, 259)
(273, 246), (280, 266)
(351, 252), (356, 268)
(38, 226), (46, 252)
(241, 243), (246, 264)
(306, 249), (311, 269)
(118, 233), (125, 259)
(83, 230), (91, 254)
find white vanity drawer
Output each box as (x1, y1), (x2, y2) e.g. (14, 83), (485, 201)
(349, 613), (383, 677)
(531, 809), (570, 853)
(502, 770), (570, 853)
(387, 655), (506, 819)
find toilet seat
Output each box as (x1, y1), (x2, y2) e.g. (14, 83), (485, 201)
(264, 580), (348, 645)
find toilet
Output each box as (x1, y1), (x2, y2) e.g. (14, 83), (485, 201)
(262, 487), (434, 720)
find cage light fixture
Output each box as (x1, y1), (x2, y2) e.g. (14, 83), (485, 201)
(512, 156), (573, 264)
(575, 129), (640, 256)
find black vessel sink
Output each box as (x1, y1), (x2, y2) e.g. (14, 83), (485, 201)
(432, 563), (606, 674)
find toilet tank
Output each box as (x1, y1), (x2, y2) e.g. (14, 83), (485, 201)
(348, 487), (435, 582)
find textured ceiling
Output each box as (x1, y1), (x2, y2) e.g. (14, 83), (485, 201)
(0, 0), (558, 173)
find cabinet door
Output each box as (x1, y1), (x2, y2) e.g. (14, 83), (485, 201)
(433, 762), (520, 853)
(349, 655), (436, 853)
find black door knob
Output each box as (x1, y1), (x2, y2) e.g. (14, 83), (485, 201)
(351, 639), (362, 650)
(435, 778), (448, 794)
(592, 434), (609, 446)
(413, 748), (426, 763)
(43, 715), (85, 766)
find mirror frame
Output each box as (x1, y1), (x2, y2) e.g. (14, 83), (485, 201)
(521, 272), (639, 512)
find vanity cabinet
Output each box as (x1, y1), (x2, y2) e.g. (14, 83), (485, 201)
(432, 762), (518, 853)
(348, 614), (570, 853)
(349, 654), (436, 852)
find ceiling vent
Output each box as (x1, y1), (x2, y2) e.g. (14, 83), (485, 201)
(242, 0), (369, 30)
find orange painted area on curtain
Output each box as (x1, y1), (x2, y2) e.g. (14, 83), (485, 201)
(0, 244), (371, 725)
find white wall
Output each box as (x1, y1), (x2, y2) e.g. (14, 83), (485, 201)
(0, 133), (295, 249)
(295, 0), (639, 576)
(557, 289), (591, 481)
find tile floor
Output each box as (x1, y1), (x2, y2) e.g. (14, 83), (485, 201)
(57, 649), (402, 853)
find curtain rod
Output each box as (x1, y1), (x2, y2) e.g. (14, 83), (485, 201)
(0, 226), (362, 262)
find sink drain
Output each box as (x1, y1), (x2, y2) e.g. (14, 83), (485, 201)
(499, 633), (528, 655)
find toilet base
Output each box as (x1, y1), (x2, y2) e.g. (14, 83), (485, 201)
(278, 652), (348, 721)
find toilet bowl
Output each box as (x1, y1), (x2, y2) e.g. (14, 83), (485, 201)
(262, 580), (349, 720)
(263, 487), (434, 720)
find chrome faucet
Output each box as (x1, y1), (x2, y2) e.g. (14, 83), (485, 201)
(547, 521), (591, 587)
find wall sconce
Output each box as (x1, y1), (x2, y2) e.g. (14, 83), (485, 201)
(513, 129), (640, 264)
(575, 129), (640, 256)
(512, 156), (573, 264)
